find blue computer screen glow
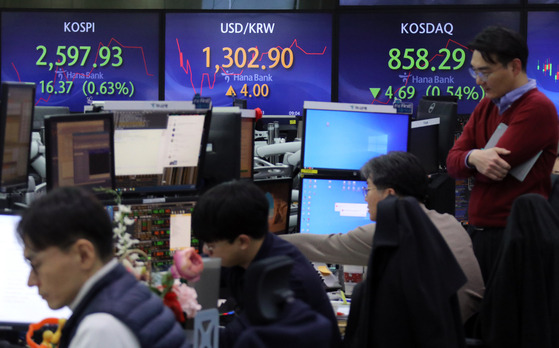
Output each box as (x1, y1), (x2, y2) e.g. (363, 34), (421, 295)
(302, 108), (409, 172)
(299, 178), (372, 235)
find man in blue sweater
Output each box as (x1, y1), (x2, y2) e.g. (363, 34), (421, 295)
(18, 187), (188, 348)
(192, 180), (342, 348)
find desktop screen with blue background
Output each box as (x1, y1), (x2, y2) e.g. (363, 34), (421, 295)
(302, 109), (409, 171)
(299, 177), (372, 235)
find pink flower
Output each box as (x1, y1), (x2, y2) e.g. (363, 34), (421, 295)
(174, 283), (202, 319)
(170, 247), (204, 282)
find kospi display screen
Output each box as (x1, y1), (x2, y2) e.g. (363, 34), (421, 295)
(165, 12), (332, 116)
(338, 11), (520, 115)
(1, 12), (160, 112)
(527, 11), (559, 115)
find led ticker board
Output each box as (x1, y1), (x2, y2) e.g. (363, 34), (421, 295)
(528, 11), (559, 115)
(165, 13), (332, 116)
(1, 12), (159, 112)
(338, 12), (520, 115)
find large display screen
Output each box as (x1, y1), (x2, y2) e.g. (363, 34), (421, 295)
(165, 12), (332, 116)
(302, 101), (409, 176)
(338, 11), (520, 115)
(1, 11), (160, 112)
(527, 11), (559, 115)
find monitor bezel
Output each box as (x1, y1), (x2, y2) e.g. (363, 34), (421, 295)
(296, 174), (369, 234)
(0, 82), (36, 193)
(113, 108), (212, 198)
(301, 101), (411, 178)
(44, 112), (116, 193)
(202, 106), (243, 191)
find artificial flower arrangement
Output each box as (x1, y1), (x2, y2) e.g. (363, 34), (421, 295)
(151, 247), (204, 324)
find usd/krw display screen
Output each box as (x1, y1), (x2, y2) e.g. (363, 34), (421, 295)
(527, 11), (559, 115)
(165, 12), (332, 116)
(338, 11), (520, 115)
(1, 12), (160, 112)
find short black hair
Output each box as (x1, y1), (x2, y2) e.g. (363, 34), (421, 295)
(192, 180), (269, 243)
(17, 186), (114, 261)
(360, 151), (428, 202)
(468, 26), (528, 71)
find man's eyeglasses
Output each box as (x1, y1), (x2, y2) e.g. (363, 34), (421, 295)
(362, 187), (373, 197)
(469, 66), (504, 82)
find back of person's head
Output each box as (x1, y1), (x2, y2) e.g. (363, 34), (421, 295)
(192, 180), (269, 243)
(468, 25), (528, 71)
(360, 151), (428, 202)
(17, 186), (114, 262)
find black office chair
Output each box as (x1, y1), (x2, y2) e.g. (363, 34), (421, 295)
(344, 196), (466, 348)
(477, 193), (559, 348)
(244, 255), (294, 324)
(233, 255), (334, 348)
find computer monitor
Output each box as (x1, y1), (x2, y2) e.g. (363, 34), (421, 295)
(0, 82), (35, 193)
(105, 199), (198, 272)
(257, 115), (300, 142)
(203, 107), (254, 190)
(297, 176), (371, 235)
(44, 112), (115, 192)
(301, 101), (410, 177)
(112, 109), (211, 196)
(32, 106), (70, 132)
(202, 107), (243, 190)
(408, 117), (440, 175)
(416, 96), (458, 169)
(0, 213), (72, 336)
(254, 178), (292, 234)
(240, 110), (255, 180)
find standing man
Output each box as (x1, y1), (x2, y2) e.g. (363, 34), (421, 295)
(446, 26), (559, 282)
